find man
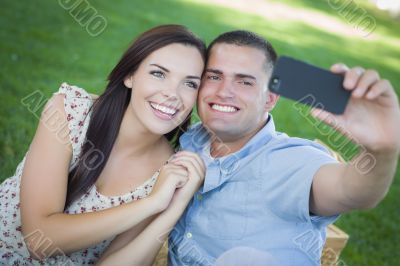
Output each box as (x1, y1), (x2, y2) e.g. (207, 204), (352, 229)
(169, 30), (400, 265)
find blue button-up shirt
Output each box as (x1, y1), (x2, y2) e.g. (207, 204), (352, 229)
(169, 115), (338, 265)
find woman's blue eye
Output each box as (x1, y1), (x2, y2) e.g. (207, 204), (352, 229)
(150, 71), (165, 78)
(185, 81), (199, 89)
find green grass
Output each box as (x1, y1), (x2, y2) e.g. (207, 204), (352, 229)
(1, 0), (399, 265)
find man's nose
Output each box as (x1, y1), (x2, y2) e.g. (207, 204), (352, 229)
(216, 79), (235, 99)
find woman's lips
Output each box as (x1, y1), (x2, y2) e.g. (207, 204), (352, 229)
(149, 101), (179, 121)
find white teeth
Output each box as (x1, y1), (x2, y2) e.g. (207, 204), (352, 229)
(150, 102), (178, 115)
(211, 104), (238, 113)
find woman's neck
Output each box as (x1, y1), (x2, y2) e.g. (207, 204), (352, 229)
(113, 106), (166, 158)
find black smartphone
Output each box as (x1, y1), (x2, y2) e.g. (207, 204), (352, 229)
(268, 56), (351, 114)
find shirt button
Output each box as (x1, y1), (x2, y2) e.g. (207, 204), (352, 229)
(186, 232), (192, 239)
(197, 194), (203, 200)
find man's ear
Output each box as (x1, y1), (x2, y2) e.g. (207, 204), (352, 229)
(265, 91), (279, 112)
(123, 75), (134, 89)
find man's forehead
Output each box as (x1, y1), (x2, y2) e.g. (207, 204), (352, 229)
(206, 43), (266, 75)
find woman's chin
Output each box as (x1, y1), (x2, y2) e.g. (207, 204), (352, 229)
(145, 123), (180, 137)
(140, 111), (191, 137)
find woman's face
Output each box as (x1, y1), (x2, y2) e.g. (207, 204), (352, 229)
(124, 43), (204, 135)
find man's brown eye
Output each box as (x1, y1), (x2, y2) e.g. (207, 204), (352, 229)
(240, 80), (253, 86)
(207, 75), (219, 80)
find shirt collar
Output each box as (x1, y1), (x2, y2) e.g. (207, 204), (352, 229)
(181, 114), (276, 156)
(234, 114), (276, 158)
(180, 115), (277, 193)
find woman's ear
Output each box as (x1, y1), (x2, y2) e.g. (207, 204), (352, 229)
(265, 91), (280, 112)
(123, 75), (134, 89)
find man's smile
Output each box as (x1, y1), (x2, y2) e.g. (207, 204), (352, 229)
(209, 102), (240, 113)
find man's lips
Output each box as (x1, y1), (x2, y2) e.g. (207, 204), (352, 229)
(209, 102), (240, 113)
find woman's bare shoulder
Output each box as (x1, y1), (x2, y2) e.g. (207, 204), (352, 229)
(89, 93), (99, 100)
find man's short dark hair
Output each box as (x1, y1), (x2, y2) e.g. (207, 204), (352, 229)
(207, 30), (277, 72)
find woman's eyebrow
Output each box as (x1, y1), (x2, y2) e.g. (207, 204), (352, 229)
(150, 63), (169, 72)
(186, 75), (201, 80)
(151, 63), (200, 80)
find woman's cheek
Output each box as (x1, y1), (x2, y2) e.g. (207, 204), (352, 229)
(187, 89), (199, 107)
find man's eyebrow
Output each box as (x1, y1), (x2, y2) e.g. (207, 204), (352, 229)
(235, 73), (256, 80)
(205, 68), (223, 75)
(206, 69), (256, 80)
(150, 64), (169, 72)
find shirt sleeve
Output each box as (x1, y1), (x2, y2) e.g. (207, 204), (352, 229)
(296, 154), (340, 228)
(264, 138), (339, 226)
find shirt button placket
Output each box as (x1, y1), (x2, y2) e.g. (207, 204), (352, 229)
(196, 194), (203, 201)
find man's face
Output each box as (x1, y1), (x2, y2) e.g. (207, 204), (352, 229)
(198, 43), (277, 142)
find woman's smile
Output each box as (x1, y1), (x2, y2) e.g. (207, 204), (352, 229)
(149, 101), (180, 120)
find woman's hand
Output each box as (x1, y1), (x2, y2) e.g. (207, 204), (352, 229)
(147, 162), (189, 212)
(168, 151), (206, 208)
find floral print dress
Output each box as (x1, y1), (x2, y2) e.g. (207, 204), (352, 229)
(0, 83), (158, 265)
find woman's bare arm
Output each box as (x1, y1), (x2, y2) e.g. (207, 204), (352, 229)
(20, 94), (164, 259)
(97, 151), (205, 266)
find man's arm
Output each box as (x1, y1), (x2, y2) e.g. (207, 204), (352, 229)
(309, 64), (400, 216)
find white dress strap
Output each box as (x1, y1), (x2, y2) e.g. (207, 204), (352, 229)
(53, 82), (94, 169)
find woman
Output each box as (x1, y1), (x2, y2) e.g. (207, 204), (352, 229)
(0, 24), (206, 265)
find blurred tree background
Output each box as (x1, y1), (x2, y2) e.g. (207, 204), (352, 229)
(1, 0), (399, 265)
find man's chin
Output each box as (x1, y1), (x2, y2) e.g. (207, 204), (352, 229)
(203, 120), (236, 138)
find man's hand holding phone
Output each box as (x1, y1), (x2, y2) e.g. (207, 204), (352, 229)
(312, 63), (400, 154)
(269, 57), (400, 154)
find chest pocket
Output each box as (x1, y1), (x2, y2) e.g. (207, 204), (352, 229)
(205, 180), (249, 240)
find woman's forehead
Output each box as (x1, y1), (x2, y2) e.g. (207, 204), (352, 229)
(143, 43), (204, 73)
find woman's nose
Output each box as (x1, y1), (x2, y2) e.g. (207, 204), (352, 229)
(161, 82), (179, 100)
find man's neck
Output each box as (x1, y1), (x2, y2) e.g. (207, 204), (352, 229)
(210, 116), (270, 158)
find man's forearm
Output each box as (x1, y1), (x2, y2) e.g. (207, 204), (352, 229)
(341, 149), (399, 209)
